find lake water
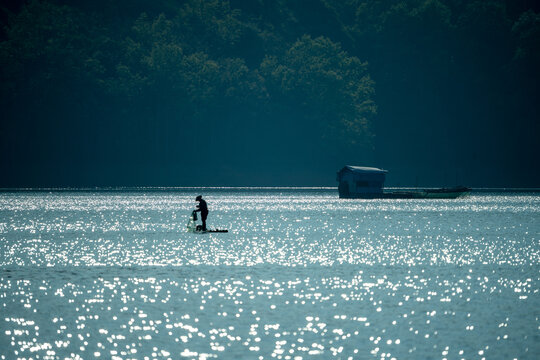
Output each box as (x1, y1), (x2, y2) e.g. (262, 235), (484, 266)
(0, 189), (538, 359)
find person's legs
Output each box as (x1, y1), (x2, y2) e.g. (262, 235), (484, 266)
(202, 213), (208, 231)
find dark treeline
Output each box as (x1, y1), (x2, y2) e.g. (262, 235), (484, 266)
(0, 0), (538, 187)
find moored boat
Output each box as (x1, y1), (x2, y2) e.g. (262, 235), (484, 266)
(421, 186), (471, 199)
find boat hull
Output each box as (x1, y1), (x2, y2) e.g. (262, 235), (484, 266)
(339, 186), (470, 199)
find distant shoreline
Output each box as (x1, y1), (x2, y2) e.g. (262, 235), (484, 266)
(0, 187), (538, 193)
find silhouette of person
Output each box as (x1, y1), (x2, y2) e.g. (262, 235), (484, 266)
(194, 195), (208, 231)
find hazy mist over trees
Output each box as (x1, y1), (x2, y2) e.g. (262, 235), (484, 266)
(1, 0), (538, 187)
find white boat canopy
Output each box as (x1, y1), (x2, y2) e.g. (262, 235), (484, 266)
(342, 166), (388, 174)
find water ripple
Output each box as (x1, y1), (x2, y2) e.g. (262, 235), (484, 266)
(0, 191), (539, 359)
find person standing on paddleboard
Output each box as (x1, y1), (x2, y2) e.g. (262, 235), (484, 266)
(194, 195), (208, 231)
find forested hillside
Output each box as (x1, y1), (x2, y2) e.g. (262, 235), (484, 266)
(1, 0), (538, 186)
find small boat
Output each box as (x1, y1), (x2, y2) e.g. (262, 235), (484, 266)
(385, 186), (470, 199)
(421, 186), (471, 199)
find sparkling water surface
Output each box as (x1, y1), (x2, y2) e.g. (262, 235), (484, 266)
(0, 190), (538, 359)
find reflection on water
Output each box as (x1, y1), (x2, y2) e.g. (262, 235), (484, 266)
(0, 190), (539, 359)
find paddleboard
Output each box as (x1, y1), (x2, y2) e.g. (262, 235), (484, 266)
(191, 229), (228, 234)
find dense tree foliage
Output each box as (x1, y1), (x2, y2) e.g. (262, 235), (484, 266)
(0, 0), (538, 186)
